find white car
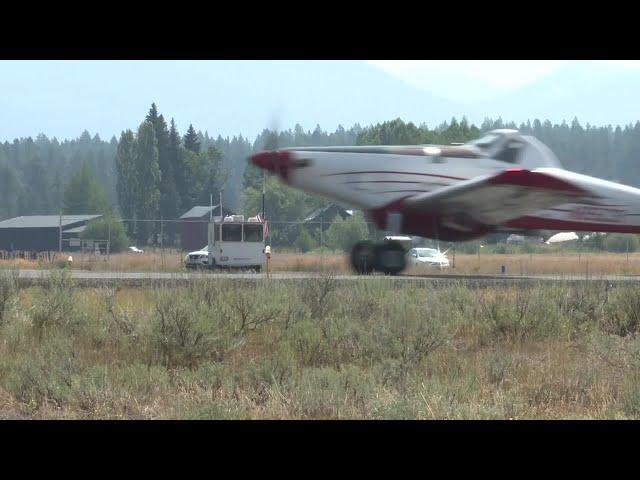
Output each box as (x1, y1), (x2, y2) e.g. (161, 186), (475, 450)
(406, 248), (450, 269)
(184, 245), (210, 269)
(128, 246), (144, 253)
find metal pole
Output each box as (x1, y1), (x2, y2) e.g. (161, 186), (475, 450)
(262, 170), (266, 220)
(160, 216), (164, 268)
(59, 211), (62, 253)
(320, 217), (324, 270)
(219, 191), (223, 252)
(107, 220), (111, 266)
(452, 245), (456, 269)
(627, 237), (630, 263)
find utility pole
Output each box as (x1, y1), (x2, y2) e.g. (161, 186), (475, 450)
(160, 216), (164, 268)
(219, 191), (223, 247)
(59, 211), (62, 253)
(320, 215), (324, 270)
(262, 170), (266, 221)
(107, 220), (111, 266)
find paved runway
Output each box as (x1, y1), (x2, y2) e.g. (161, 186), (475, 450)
(10, 268), (640, 288)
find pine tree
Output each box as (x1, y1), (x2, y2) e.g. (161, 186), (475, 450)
(168, 119), (188, 212)
(133, 121), (161, 245)
(0, 164), (20, 220)
(21, 155), (51, 214)
(63, 162), (110, 215)
(144, 104), (179, 221)
(183, 124), (201, 153)
(115, 129), (136, 224)
(145, 102), (159, 125)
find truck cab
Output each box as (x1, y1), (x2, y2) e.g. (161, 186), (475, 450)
(207, 215), (265, 271)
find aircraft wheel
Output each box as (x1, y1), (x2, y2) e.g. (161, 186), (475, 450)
(374, 241), (407, 276)
(350, 240), (376, 274)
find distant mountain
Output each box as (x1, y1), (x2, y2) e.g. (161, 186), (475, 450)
(3, 61), (640, 143)
(0, 60), (469, 142)
(468, 62), (640, 127)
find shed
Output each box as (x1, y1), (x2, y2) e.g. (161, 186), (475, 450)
(179, 205), (235, 251)
(0, 215), (103, 252)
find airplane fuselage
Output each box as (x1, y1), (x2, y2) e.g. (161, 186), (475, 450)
(251, 136), (640, 242)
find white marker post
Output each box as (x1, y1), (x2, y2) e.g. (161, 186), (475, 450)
(265, 245), (271, 279)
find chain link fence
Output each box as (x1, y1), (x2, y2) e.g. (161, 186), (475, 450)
(9, 215), (637, 275)
(0, 216), (442, 272)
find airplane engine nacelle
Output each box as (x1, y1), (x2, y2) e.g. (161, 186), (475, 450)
(370, 203), (491, 242)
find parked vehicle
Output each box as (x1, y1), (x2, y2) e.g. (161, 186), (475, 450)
(182, 215), (266, 271)
(406, 247), (450, 269)
(184, 245), (210, 269)
(128, 246), (144, 253)
(207, 215), (265, 270)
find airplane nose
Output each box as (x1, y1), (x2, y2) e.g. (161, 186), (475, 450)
(250, 150), (292, 181)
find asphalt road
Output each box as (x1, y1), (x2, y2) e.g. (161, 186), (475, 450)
(11, 268), (640, 288)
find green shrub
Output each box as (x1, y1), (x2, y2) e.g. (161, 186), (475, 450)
(324, 213), (370, 252)
(178, 399), (251, 420)
(81, 216), (130, 253)
(174, 361), (227, 393)
(293, 228), (318, 253)
(31, 270), (78, 333)
(476, 288), (552, 342)
(0, 269), (18, 326)
(603, 234), (640, 253)
(287, 320), (330, 367)
(621, 374), (640, 417)
(152, 290), (214, 369)
(3, 334), (78, 411)
(602, 286), (640, 337)
(286, 366), (372, 419)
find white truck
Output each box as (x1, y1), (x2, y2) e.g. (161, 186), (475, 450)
(184, 215), (266, 270)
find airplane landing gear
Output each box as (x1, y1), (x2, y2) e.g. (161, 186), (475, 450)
(350, 240), (407, 275)
(351, 240), (377, 274)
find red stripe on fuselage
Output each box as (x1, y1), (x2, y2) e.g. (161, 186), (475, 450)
(322, 171), (467, 181)
(343, 180), (428, 184)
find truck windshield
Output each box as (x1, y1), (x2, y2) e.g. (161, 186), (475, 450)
(221, 224), (242, 242)
(243, 224), (263, 242)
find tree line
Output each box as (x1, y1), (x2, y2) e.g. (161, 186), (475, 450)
(5, 109), (640, 248)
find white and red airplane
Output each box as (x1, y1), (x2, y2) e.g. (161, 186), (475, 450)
(250, 129), (640, 274)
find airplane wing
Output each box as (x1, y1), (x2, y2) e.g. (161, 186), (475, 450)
(403, 168), (598, 226)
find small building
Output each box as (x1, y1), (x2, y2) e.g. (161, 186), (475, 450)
(0, 215), (103, 252)
(179, 205), (234, 251)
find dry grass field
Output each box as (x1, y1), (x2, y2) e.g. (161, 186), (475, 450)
(2, 269), (640, 419)
(3, 250), (640, 276)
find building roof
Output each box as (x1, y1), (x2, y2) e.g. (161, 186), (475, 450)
(304, 204), (353, 223)
(63, 225), (87, 234)
(0, 215), (102, 229)
(179, 205), (233, 219)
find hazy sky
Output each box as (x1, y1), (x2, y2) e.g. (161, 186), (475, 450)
(2, 60), (640, 142)
(368, 60), (640, 102)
